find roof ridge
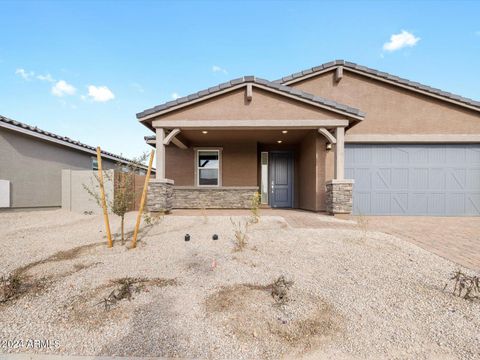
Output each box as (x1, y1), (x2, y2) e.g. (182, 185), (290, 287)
(0, 115), (147, 167)
(136, 76), (365, 119)
(274, 60), (480, 110)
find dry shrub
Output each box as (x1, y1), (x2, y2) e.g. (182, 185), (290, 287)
(444, 270), (480, 301)
(230, 217), (249, 252)
(271, 275), (294, 305)
(0, 273), (48, 304)
(249, 191), (261, 224)
(356, 213), (369, 241)
(96, 277), (178, 311)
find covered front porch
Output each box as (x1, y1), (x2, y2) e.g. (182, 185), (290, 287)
(137, 77), (364, 214)
(146, 123), (350, 213)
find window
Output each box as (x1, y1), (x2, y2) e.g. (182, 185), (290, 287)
(197, 150), (220, 186)
(92, 158), (98, 171)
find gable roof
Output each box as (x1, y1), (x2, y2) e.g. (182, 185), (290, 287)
(136, 76), (365, 122)
(275, 60), (480, 112)
(0, 115), (152, 170)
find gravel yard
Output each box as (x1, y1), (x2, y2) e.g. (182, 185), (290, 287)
(0, 210), (479, 359)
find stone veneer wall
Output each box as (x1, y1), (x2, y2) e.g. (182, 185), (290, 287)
(173, 187), (258, 209)
(147, 180), (174, 213)
(325, 180), (354, 215)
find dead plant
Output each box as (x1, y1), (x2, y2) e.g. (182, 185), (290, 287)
(271, 275), (294, 305)
(230, 217), (249, 252)
(443, 270), (480, 301)
(249, 191), (261, 224)
(356, 212), (369, 241)
(96, 277), (178, 311)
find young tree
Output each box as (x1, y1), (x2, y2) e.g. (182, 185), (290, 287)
(83, 152), (148, 244)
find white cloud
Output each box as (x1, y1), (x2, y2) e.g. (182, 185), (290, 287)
(15, 68), (34, 80)
(171, 92), (180, 100)
(87, 85), (115, 102)
(212, 65), (228, 74)
(51, 80), (76, 97)
(37, 73), (55, 82)
(383, 30), (420, 52)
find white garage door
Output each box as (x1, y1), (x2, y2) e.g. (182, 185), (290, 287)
(345, 144), (480, 216)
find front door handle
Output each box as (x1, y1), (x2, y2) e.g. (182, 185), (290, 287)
(271, 181), (274, 194)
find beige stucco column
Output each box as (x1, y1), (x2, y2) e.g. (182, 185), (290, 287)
(156, 127), (166, 179)
(334, 127), (345, 180)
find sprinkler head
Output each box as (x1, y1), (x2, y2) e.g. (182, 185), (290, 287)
(185, 234), (190, 242)
(212, 234), (218, 240)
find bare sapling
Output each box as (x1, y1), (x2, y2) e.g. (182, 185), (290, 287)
(83, 152), (149, 245)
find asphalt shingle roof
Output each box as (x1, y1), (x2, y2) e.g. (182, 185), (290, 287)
(0, 115), (149, 168)
(136, 76), (365, 119)
(275, 60), (480, 110)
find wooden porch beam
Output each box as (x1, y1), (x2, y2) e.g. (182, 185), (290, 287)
(318, 127), (337, 144)
(163, 128), (181, 145)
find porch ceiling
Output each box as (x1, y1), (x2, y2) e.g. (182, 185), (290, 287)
(180, 129), (312, 145)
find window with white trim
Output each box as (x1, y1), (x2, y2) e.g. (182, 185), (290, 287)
(91, 157), (98, 171)
(197, 150), (220, 186)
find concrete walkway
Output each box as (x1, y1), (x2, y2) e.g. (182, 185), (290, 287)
(170, 209), (480, 271)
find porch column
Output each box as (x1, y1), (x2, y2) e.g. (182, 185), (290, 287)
(147, 127), (174, 213)
(334, 127), (345, 180)
(326, 126), (353, 215)
(156, 127), (166, 179)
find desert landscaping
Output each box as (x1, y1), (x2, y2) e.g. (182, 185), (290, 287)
(0, 209), (479, 359)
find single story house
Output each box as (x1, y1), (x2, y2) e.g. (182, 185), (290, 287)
(0, 115), (152, 210)
(137, 60), (480, 216)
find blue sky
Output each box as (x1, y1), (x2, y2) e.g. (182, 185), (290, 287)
(1, 0), (479, 158)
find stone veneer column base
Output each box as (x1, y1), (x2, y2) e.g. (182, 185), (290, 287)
(326, 179), (354, 215)
(147, 179), (174, 213)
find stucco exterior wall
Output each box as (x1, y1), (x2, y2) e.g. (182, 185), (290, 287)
(291, 71), (480, 135)
(297, 131), (328, 211)
(165, 141), (257, 187)
(151, 87), (349, 122)
(0, 128), (117, 209)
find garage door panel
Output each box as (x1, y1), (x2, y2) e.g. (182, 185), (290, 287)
(346, 144), (480, 216)
(354, 192), (371, 214)
(410, 192), (428, 214)
(373, 168), (390, 190)
(467, 194), (480, 214)
(412, 168), (429, 189)
(392, 168), (409, 189)
(467, 169), (480, 189)
(392, 193), (408, 214)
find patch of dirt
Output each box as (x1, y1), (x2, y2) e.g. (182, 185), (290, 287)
(15, 242), (103, 276)
(65, 277), (178, 328)
(0, 243), (104, 307)
(205, 282), (342, 357)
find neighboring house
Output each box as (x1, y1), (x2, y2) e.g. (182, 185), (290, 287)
(137, 60), (480, 216)
(0, 115), (152, 210)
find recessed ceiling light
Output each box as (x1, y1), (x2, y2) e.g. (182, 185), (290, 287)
(282, 130), (288, 134)
(277, 140), (282, 144)
(202, 131), (208, 134)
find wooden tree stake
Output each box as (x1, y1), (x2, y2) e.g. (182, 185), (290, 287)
(131, 149), (155, 249)
(97, 147), (113, 248)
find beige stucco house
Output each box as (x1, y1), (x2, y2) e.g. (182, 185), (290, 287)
(138, 60), (480, 216)
(0, 116), (151, 210)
